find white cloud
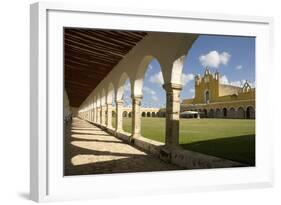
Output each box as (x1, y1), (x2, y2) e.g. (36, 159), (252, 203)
(147, 64), (153, 71)
(149, 71), (164, 85)
(143, 86), (156, 95)
(250, 81), (256, 87)
(236, 65), (243, 70)
(181, 73), (194, 86)
(220, 75), (229, 85)
(199, 50), (231, 68)
(230, 80), (243, 87)
(220, 52), (231, 65)
(151, 96), (158, 101)
(220, 75), (242, 86)
(220, 75), (255, 88)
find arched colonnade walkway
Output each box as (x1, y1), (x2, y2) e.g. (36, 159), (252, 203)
(78, 33), (199, 148)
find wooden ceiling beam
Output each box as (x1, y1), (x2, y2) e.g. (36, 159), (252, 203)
(64, 28), (147, 106)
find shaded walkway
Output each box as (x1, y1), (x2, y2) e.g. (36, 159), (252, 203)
(64, 118), (180, 176)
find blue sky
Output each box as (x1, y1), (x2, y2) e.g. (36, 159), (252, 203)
(123, 34), (255, 108)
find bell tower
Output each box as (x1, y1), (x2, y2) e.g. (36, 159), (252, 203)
(193, 67), (220, 104)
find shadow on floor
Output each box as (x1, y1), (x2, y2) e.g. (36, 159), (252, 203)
(181, 134), (255, 165)
(64, 119), (180, 176)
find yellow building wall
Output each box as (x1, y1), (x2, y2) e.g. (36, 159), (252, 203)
(181, 69), (255, 118)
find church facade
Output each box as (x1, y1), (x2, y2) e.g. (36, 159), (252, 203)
(181, 68), (255, 119)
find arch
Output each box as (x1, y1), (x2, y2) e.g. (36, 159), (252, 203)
(128, 112), (132, 118)
(116, 72), (131, 101)
(215, 108), (221, 118)
(208, 109), (214, 118)
(228, 107), (236, 119)
(101, 88), (106, 106)
(246, 106), (255, 119)
(96, 93), (101, 107)
(152, 112), (156, 117)
(222, 108), (227, 118)
(147, 112), (151, 117)
(133, 56), (161, 96)
(123, 111), (128, 117)
(93, 96), (96, 108)
(237, 107), (245, 119)
(107, 83), (115, 104)
(169, 55), (186, 85)
(112, 110), (116, 117)
(142, 112), (146, 117)
(203, 109), (208, 118)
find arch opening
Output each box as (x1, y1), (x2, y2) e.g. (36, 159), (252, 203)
(246, 106), (255, 119)
(223, 108), (227, 118)
(237, 107), (245, 119)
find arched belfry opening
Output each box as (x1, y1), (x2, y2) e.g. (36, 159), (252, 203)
(205, 90), (210, 104)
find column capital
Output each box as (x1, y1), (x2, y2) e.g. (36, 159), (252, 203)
(162, 83), (183, 91)
(131, 95), (143, 100)
(116, 99), (124, 104)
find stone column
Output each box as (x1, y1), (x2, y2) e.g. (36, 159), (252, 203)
(131, 95), (142, 138)
(99, 107), (102, 124)
(95, 107), (98, 123)
(101, 105), (106, 125)
(89, 110), (92, 121)
(163, 83), (182, 147)
(96, 107), (100, 124)
(91, 108), (94, 122)
(93, 107), (96, 122)
(106, 103), (113, 128)
(115, 100), (123, 132)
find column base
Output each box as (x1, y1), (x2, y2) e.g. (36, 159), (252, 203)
(106, 125), (113, 130)
(129, 133), (141, 144)
(131, 133), (141, 139)
(115, 129), (123, 134)
(159, 144), (182, 163)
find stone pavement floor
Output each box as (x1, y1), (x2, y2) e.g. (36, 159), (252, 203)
(64, 117), (181, 176)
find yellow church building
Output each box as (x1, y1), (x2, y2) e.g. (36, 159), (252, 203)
(181, 68), (255, 119)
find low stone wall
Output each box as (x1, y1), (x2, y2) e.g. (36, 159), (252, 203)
(133, 136), (164, 156)
(170, 148), (244, 169)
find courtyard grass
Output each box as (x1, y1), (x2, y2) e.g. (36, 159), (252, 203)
(112, 117), (255, 165)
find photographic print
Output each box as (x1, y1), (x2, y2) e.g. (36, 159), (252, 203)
(63, 28), (255, 176)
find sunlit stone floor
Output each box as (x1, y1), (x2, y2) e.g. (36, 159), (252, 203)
(64, 117), (180, 176)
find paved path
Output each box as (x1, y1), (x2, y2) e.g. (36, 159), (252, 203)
(64, 117), (180, 175)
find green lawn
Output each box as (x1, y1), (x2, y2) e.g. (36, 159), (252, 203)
(112, 117), (255, 165)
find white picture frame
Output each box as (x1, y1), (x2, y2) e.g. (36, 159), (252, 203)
(30, 2), (274, 202)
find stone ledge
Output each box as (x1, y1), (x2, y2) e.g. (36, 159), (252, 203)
(170, 148), (245, 169)
(133, 136), (164, 156)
